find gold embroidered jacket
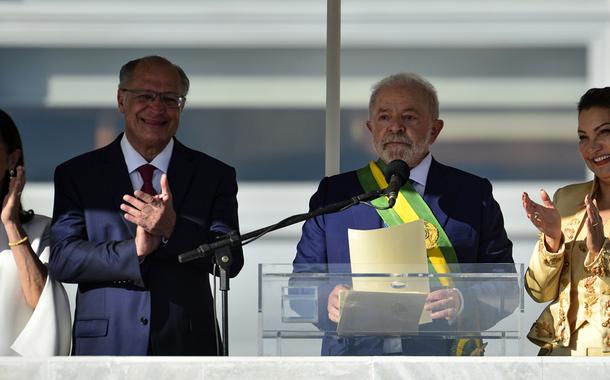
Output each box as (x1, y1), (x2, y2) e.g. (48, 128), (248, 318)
(525, 180), (610, 352)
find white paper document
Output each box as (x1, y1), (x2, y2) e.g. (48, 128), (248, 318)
(346, 220), (432, 325)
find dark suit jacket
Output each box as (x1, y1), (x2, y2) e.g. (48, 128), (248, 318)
(293, 158), (513, 355)
(49, 135), (243, 356)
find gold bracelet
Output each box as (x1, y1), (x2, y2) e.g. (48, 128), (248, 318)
(8, 235), (28, 248)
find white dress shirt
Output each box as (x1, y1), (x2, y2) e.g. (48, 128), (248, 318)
(120, 134), (173, 194)
(408, 152), (432, 196)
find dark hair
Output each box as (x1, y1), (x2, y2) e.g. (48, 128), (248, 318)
(119, 55), (190, 95)
(0, 109), (33, 224)
(578, 87), (610, 113)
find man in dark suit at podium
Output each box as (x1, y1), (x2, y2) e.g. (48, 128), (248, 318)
(49, 55), (243, 355)
(293, 73), (514, 356)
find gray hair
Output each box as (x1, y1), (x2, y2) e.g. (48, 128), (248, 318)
(368, 73), (439, 119)
(119, 55), (190, 95)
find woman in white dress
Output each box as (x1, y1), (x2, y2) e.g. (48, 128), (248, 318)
(0, 109), (71, 356)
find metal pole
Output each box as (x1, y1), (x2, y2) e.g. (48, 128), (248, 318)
(325, 0), (341, 176)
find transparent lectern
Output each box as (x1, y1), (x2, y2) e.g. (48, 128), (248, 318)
(259, 263), (523, 356)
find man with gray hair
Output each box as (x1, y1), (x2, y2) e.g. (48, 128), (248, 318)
(293, 72), (513, 356)
(49, 55), (243, 355)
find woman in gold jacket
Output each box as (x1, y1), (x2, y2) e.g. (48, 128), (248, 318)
(523, 87), (610, 356)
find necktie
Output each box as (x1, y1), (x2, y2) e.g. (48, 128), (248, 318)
(137, 164), (156, 195)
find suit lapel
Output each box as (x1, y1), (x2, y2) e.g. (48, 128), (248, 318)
(423, 158), (450, 230)
(348, 177), (384, 229)
(102, 136), (138, 238)
(349, 203), (384, 229)
(166, 139), (196, 214)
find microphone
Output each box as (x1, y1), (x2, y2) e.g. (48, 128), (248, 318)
(383, 160), (410, 208)
(178, 230), (240, 264)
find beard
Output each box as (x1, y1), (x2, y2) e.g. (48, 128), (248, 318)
(376, 132), (431, 168)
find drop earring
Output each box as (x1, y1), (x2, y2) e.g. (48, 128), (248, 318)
(9, 169), (15, 178)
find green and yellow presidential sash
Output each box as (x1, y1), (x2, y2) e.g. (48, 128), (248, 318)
(355, 160), (484, 356)
(356, 160), (457, 284)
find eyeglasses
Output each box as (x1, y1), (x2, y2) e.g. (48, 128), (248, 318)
(120, 88), (186, 109)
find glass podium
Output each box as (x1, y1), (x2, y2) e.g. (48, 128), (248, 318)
(258, 263), (524, 356)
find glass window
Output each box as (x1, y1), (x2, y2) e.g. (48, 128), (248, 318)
(0, 46), (587, 182)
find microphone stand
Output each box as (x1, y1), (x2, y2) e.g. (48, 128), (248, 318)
(178, 187), (385, 356)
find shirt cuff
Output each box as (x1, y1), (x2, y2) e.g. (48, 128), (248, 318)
(584, 238), (609, 276)
(538, 233), (565, 267)
(455, 288), (464, 316)
(447, 288), (464, 325)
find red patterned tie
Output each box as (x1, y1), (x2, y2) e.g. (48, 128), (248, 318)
(137, 164), (156, 195)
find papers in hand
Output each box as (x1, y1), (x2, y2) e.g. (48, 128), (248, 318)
(345, 220), (431, 327)
(337, 290), (427, 336)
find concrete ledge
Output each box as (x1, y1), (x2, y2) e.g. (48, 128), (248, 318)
(1, 356), (609, 380)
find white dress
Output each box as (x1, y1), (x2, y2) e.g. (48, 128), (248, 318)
(0, 214), (71, 356)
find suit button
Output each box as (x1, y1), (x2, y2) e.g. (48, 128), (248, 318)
(140, 317), (149, 325)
